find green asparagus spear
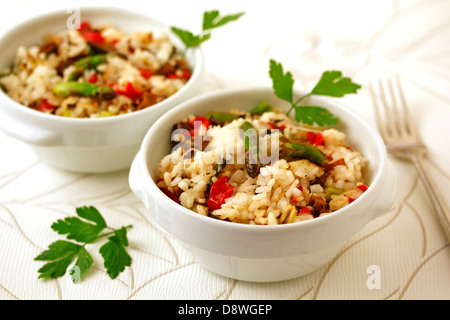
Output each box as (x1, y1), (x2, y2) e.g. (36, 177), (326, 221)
(240, 120), (261, 178)
(281, 142), (325, 166)
(249, 101), (272, 115)
(74, 54), (108, 70)
(53, 81), (116, 100)
(207, 112), (240, 124)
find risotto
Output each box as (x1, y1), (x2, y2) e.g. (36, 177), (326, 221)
(0, 20), (190, 118)
(157, 104), (368, 225)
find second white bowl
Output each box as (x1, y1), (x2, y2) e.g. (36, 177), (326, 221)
(0, 7), (204, 173)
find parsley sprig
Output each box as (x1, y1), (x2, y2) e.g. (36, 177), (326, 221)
(34, 206), (132, 283)
(269, 59), (362, 126)
(171, 10), (244, 50)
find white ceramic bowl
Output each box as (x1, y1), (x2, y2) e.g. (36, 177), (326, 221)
(0, 7), (204, 173)
(129, 87), (397, 282)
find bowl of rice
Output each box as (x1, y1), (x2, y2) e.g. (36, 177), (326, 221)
(129, 87), (397, 282)
(0, 7), (204, 172)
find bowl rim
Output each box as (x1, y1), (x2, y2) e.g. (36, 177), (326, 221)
(137, 86), (388, 233)
(0, 6), (204, 126)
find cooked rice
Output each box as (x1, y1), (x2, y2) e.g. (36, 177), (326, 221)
(0, 21), (190, 118)
(157, 107), (368, 225)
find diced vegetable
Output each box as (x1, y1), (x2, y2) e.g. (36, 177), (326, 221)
(279, 205), (297, 224)
(282, 143), (325, 165)
(74, 54), (108, 70)
(36, 99), (56, 113)
(324, 186), (344, 200)
(240, 121), (261, 178)
(249, 101), (272, 115)
(208, 176), (236, 210)
(82, 31), (105, 43)
(207, 112), (240, 124)
(114, 82), (141, 99)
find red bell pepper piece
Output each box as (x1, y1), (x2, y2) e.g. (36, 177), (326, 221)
(306, 131), (324, 146)
(189, 116), (210, 136)
(77, 20), (92, 32)
(88, 73), (97, 83)
(208, 176), (236, 210)
(115, 82), (142, 99)
(139, 68), (153, 80)
(82, 31), (105, 43)
(298, 207), (312, 216)
(357, 184), (368, 192)
(37, 99), (55, 113)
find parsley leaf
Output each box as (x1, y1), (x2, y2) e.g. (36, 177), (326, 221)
(311, 70), (361, 97)
(172, 10), (244, 50)
(99, 227), (132, 279)
(268, 59), (361, 126)
(203, 10), (245, 31)
(170, 27), (211, 49)
(35, 240), (82, 279)
(35, 206), (132, 283)
(295, 106), (338, 126)
(269, 59), (294, 104)
(51, 206), (106, 243)
(70, 247), (93, 283)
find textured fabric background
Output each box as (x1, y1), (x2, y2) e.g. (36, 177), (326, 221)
(0, 0), (449, 300)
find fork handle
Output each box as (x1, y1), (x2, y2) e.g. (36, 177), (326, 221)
(411, 153), (450, 243)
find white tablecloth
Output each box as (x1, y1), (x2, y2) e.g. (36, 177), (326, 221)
(1, 0), (449, 300)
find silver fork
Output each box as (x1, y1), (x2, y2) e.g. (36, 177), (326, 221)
(369, 76), (450, 243)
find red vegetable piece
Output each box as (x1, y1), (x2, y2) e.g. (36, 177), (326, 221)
(77, 21), (92, 32)
(88, 73), (97, 83)
(37, 99), (55, 113)
(357, 184), (368, 192)
(190, 116), (209, 129)
(298, 207), (311, 216)
(313, 132), (324, 146)
(115, 82), (141, 99)
(189, 116), (210, 136)
(82, 31), (105, 43)
(208, 176), (236, 210)
(306, 131), (324, 146)
(306, 131), (316, 144)
(182, 69), (191, 80)
(140, 68), (153, 80)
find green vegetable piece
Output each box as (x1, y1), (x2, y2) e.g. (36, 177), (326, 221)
(53, 81), (116, 100)
(283, 142), (325, 166)
(325, 186), (344, 201)
(240, 120), (258, 153)
(240, 121), (261, 178)
(249, 101), (273, 115)
(207, 111), (240, 123)
(67, 68), (84, 81)
(74, 54), (108, 70)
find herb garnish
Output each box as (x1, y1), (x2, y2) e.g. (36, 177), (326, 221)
(269, 59), (362, 126)
(34, 206), (132, 283)
(171, 10), (245, 49)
